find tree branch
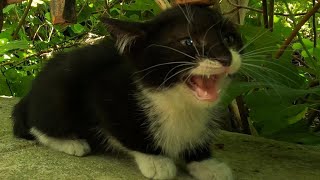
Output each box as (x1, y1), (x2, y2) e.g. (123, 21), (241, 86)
(12, 0), (33, 39)
(275, 1), (320, 59)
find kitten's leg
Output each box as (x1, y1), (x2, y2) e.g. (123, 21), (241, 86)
(185, 146), (233, 180)
(30, 127), (91, 157)
(129, 151), (177, 180)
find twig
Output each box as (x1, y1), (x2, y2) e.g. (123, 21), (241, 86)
(7, 0), (26, 4)
(293, 55), (309, 68)
(236, 96), (250, 134)
(225, 0), (261, 14)
(223, 0), (318, 17)
(12, 0), (33, 39)
(155, 0), (171, 10)
(275, 1), (320, 59)
(0, 61), (14, 67)
(104, 0), (121, 17)
(77, 0), (88, 17)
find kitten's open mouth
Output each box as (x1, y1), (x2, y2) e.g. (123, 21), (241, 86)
(185, 74), (225, 102)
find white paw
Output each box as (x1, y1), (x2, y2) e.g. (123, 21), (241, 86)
(132, 151), (177, 179)
(187, 159), (233, 180)
(30, 127), (91, 157)
(61, 139), (91, 156)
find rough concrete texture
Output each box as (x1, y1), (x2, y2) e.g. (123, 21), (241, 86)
(1, 97), (320, 180)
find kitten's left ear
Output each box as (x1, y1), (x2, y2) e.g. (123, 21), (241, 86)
(101, 17), (147, 54)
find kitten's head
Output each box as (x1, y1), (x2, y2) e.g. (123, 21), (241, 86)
(103, 5), (242, 102)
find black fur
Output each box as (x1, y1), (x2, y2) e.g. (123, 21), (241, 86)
(12, 5), (242, 159)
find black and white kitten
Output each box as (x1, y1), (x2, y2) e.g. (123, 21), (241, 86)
(12, 5), (242, 180)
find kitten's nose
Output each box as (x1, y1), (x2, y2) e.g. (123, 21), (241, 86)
(206, 47), (232, 66)
(213, 55), (232, 66)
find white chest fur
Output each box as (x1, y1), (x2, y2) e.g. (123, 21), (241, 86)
(139, 84), (219, 158)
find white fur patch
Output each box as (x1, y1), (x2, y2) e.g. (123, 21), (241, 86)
(190, 59), (225, 76)
(30, 127), (91, 157)
(229, 49), (241, 74)
(190, 49), (241, 76)
(187, 159), (233, 180)
(138, 84), (220, 158)
(115, 34), (136, 54)
(130, 151), (177, 179)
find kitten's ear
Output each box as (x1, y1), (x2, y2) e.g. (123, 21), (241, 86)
(101, 17), (147, 54)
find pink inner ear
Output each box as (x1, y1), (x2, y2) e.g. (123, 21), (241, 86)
(189, 75), (219, 101)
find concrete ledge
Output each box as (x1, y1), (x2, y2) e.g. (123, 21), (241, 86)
(1, 97), (320, 179)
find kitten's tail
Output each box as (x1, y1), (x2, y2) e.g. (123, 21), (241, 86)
(12, 94), (34, 140)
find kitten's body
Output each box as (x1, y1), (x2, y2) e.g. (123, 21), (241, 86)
(13, 5), (242, 180)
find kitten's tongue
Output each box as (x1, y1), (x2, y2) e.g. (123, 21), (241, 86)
(188, 75), (218, 101)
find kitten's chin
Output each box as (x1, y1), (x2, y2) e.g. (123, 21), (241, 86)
(185, 74), (225, 102)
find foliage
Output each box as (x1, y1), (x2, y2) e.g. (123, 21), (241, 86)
(0, 0), (319, 145)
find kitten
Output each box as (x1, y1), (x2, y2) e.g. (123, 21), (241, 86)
(12, 5), (242, 180)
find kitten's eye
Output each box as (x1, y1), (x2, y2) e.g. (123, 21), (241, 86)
(223, 35), (235, 46)
(180, 38), (194, 46)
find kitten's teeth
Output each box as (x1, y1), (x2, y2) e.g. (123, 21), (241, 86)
(206, 75), (210, 78)
(218, 89), (221, 94)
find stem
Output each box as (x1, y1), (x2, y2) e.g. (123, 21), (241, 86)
(275, 1), (320, 59)
(268, 0), (274, 31)
(262, 0), (268, 29)
(12, 0), (33, 39)
(0, 68), (13, 96)
(155, 0), (171, 10)
(313, 0), (317, 48)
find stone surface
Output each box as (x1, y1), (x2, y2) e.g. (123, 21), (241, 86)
(1, 97), (320, 180)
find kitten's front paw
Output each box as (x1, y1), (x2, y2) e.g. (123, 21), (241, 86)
(187, 159), (233, 180)
(62, 139), (91, 156)
(132, 152), (177, 179)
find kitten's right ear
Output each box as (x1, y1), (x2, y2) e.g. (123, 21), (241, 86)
(101, 17), (147, 54)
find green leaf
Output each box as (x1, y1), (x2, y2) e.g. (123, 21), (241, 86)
(240, 25), (282, 52)
(313, 47), (320, 60)
(244, 88), (312, 136)
(241, 52), (306, 89)
(0, 74), (11, 96)
(0, 38), (9, 46)
(301, 38), (313, 48)
(0, 40), (29, 54)
(71, 24), (85, 34)
(292, 42), (302, 50)
(3, 4), (15, 13)
(45, 12), (51, 21)
(5, 69), (19, 82)
(10, 76), (34, 97)
(270, 121), (320, 145)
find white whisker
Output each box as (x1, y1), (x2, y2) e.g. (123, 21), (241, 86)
(147, 44), (196, 60)
(239, 29), (271, 52)
(164, 64), (195, 81)
(202, 22), (221, 56)
(158, 67), (194, 90)
(132, 61), (195, 75)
